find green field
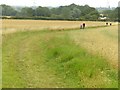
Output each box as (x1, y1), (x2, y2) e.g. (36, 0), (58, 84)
(2, 20), (118, 88)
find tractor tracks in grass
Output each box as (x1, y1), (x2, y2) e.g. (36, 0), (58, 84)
(2, 32), (68, 88)
(2, 25), (118, 88)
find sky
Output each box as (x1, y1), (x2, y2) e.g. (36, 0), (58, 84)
(0, 0), (119, 7)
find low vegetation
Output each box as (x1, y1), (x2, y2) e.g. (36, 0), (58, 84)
(2, 19), (117, 33)
(2, 20), (118, 88)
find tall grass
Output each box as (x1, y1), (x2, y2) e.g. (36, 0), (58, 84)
(42, 34), (118, 88)
(2, 29), (118, 88)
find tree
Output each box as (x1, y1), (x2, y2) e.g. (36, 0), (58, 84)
(59, 7), (71, 19)
(112, 7), (119, 21)
(70, 7), (81, 19)
(20, 7), (34, 17)
(36, 6), (51, 17)
(1, 4), (17, 16)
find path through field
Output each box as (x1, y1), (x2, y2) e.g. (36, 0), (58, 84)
(2, 23), (118, 88)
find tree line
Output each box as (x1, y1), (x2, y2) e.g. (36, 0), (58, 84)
(0, 4), (119, 21)
(100, 7), (119, 21)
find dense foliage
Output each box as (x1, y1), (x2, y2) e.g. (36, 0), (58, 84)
(0, 4), (119, 21)
(101, 7), (119, 21)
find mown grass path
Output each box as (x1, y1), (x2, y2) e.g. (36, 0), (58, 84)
(3, 32), (68, 88)
(2, 25), (118, 88)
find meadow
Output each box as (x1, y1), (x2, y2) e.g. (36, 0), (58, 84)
(2, 19), (113, 33)
(2, 19), (118, 88)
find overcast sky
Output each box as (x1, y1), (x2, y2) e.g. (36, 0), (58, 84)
(0, 0), (119, 7)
